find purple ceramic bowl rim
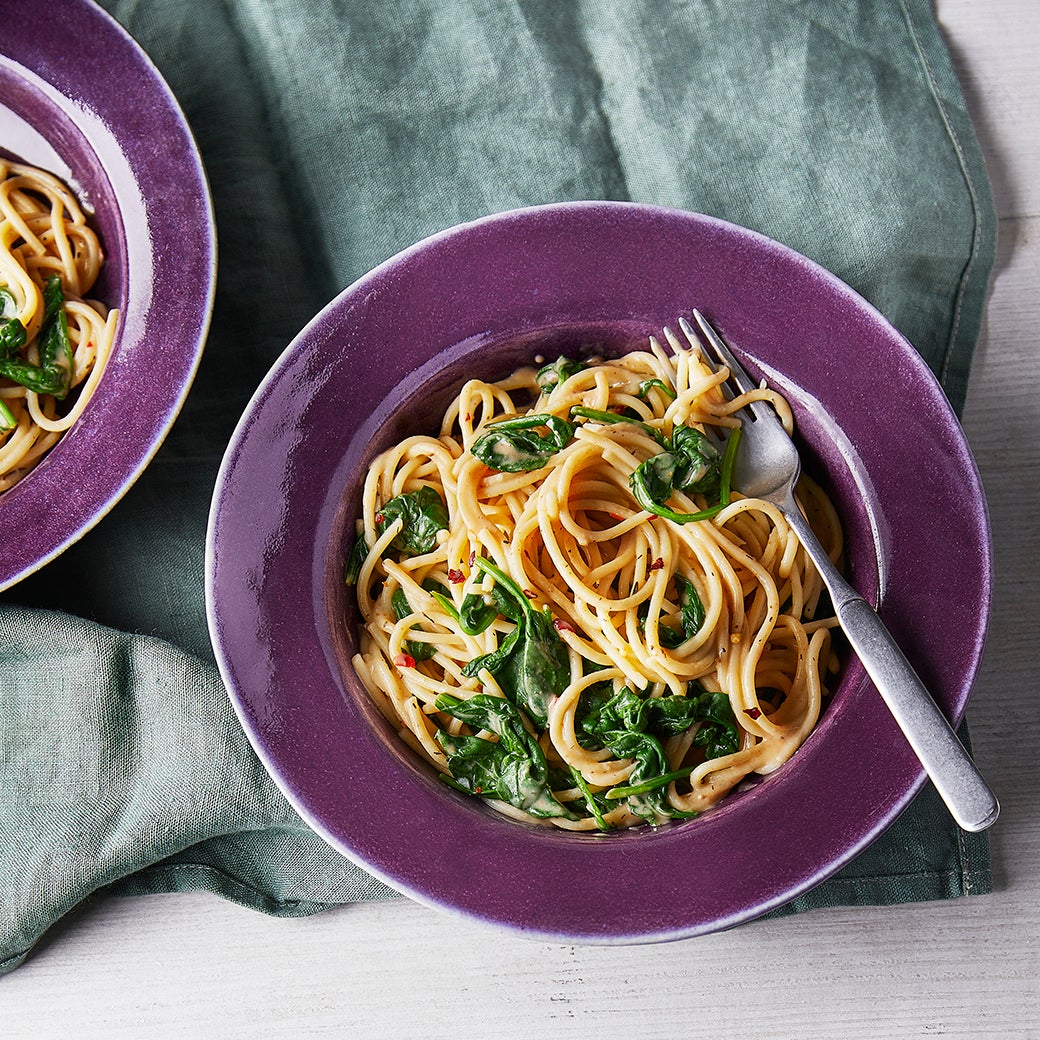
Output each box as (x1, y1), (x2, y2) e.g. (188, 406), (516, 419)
(0, 0), (215, 590)
(207, 200), (991, 943)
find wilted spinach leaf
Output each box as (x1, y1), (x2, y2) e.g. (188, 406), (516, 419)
(436, 692), (576, 819)
(536, 356), (587, 393)
(638, 573), (706, 649)
(670, 425), (722, 496)
(391, 588), (437, 661)
(460, 557), (569, 729)
(688, 689), (740, 760)
(470, 413), (575, 473)
(0, 318), (26, 361)
(637, 378), (676, 401)
(629, 425), (741, 524)
(376, 486), (448, 555)
(0, 276), (73, 398)
(574, 680), (736, 821)
(343, 535), (369, 585)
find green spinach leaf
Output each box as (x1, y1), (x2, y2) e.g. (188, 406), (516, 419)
(632, 451), (680, 506)
(574, 681), (731, 821)
(459, 557), (569, 729)
(568, 766), (612, 831)
(343, 535), (369, 585)
(456, 592), (500, 635)
(674, 574), (706, 638)
(629, 425), (741, 524)
(0, 286), (20, 369)
(0, 318), (27, 362)
(391, 588), (437, 661)
(438, 577), (522, 635)
(688, 688), (740, 759)
(535, 356), (587, 393)
(36, 275), (73, 399)
(436, 692), (576, 819)
(637, 378), (677, 401)
(376, 486), (449, 555)
(577, 683), (710, 740)
(670, 425), (721, 495)
(470, 413), (575, 473)
(577, 684), (650, 736)
(638, 574), (706, 649)
(0, 277), (74, 398)
(598, 729), (696, 823)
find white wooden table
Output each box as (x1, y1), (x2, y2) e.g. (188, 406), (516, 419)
(2, 2), (1037, 1035)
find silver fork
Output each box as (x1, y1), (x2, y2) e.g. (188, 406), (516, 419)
(683, 310), (999, 833)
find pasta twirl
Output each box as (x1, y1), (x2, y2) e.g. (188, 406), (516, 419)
(346, 330), (843, 831)
(0, 159), (118, 491)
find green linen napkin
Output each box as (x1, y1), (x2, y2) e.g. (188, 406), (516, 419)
(0, 0), (994, 975)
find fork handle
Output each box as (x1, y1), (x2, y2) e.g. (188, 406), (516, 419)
(784, 508), (999, 833)
(836, 597), (999, 832)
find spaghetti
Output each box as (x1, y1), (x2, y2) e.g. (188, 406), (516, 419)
(347, 328), (843, 831)
(0, 158), (118, 491)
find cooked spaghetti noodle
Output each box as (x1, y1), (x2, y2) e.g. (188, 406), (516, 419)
(347, 328), (843, 831)
(0, 159), (118, 491)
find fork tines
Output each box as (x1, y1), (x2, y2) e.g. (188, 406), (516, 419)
(681, 310), (775, 424)
(687, 311), (756, 392)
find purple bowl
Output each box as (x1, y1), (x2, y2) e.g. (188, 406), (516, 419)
(0, 0), (215, 590)
(206, 202), (990, 943)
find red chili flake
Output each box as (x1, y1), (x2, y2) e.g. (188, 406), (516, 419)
(608, 512), (625, 522)
(523, 589), (537, 599)
(553, 618), (575, 633)
(447, 568), (465, 584)
(649, 557), (664, 571)
(464, 413), (472, 423)
(375, 513), (385, 526)
(744, 707), (763, 719)
(474, 786), (483, 794)
(394, 653), (416, 669)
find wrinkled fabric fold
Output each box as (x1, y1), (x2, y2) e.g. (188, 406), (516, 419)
(1, 0), (995, 975)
